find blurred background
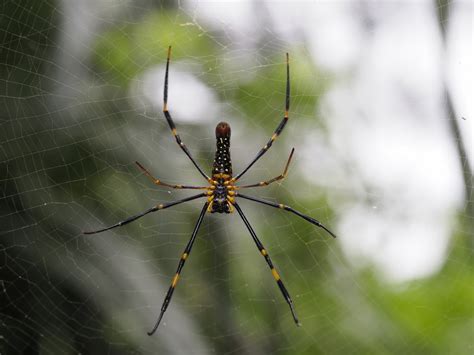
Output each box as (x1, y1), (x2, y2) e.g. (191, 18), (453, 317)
(1, 0), (472, 354)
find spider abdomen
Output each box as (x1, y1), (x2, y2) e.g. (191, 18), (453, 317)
(208, 122), (235, 213)
(213, 122), (232, 176)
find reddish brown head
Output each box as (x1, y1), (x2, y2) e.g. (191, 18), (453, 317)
(215, 121), (231, 138)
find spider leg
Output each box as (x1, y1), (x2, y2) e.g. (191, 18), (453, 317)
(148, 202), (208, 336)
(163, 46), (210, 181)
(234, 53), (291, 181)
(236, 193), (337, 239)
(233, 202), (301, 326)
(135, 161), (208, 190)
(236, 148), (294, 189)
(83, 193), (206, 235)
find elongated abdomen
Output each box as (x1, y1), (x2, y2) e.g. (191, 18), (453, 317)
(213, 122), (232, 177)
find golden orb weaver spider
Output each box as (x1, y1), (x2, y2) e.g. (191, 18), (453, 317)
(84, 46), (337, 335)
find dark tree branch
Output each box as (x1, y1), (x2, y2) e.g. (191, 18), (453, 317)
(435, 0), (473, 245)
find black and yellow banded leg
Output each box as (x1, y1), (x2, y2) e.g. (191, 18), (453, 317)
(237, 148), (295, 189)
(135, 161), (208, 190)
(236, 193), (337, 239)
(233, 203), (301, 326)
(83, 193), (206, 235)
(234, 53), (291, 181)
(147, 202), (209, 336)
(163, 46), (210, 181)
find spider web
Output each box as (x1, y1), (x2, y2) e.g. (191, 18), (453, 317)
(1, 0), (472, 354)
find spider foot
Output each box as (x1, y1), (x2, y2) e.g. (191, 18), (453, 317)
(147, 310), (165, 336)
(320, 224), (337, 239)
(289, 302), (302, 327)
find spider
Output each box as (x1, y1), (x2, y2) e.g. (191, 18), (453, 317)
(84, 46), (336, 336)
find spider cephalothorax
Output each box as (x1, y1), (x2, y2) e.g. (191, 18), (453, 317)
(84, 46), (337, 336)
(207, 177), (235, 213)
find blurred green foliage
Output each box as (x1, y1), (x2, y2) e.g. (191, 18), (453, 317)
(94, 12), (214, 85)
(1, 2), (472, 355)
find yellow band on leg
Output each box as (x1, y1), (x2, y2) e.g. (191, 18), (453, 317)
(172, 273), (180, 288)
